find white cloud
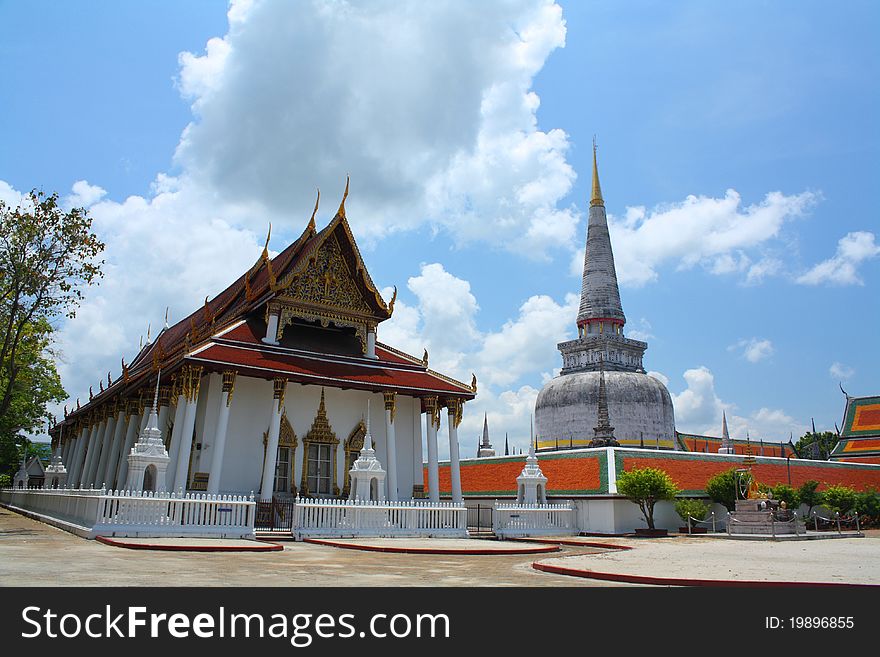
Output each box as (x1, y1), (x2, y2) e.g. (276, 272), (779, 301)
(569, 189), (818, 286)
(626, 317), (654, 342)
(671, 366), (806, 441)
(829, 362), (854, 381)
(379, 262), (576, 457)
(174, 0), (577, 257)
(729, 337), (774, 363)
(797, 231), (880, 286)
(64, 180), (107, 208)
(745, 257), (783, 285)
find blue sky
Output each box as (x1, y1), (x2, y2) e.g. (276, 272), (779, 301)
(1, 1), (877, 453)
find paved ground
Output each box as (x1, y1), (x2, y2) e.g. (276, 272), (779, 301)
(2, 509), (878, 587)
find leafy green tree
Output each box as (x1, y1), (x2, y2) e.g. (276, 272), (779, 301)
(0, 318), (65, 477)
(798, 480), (821, 515)
(793, 431), (838, 460)
(0, 189), (103, 424)
(820, 485), (857, 516)
(770, 484), (799, 508)
(616, 467), (680, 529)
(705, 468), (747, 511)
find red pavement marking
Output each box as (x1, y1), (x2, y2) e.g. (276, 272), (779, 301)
(510, 537), (633, 550)
(532, 562), (880, 588)
(95, 536), (284, 552)
(304, 538), (559, 555)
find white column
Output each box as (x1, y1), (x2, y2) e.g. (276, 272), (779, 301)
(80, 418), (106, 487)
(116, 406), (144, 490)
(166, 394), (187, 485)
(102, 407), (128, 489)
(446, 399), (463, 504)
(425, 396), (440, 502)
(262, 311), (280, 345)
(68, 425), (90, 486)
(207, 371), (236, 494)
(61, 437), (73, 469)
(260, 377), (286, 501)
(366, 328), (378, 359)
(383, 391), (398, 500)
(172, 368), (203, 492)
(94, 410), (118, 488)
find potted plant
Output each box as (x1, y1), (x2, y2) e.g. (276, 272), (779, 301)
(616, 466), (680, 537)
(674, 498), (709, 534)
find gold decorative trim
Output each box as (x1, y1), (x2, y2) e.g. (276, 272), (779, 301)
(383, 390), (397, 424)
(222, 370), (237, 407)
(273, 377), (286, 411)
(299, 389), (339, 497)
(188, 365), (203, 402)
(445, 398), (464, 429)
(158, 386), (172, 408)
(424, 396), (440, 430)
(342, 420), (366, 497)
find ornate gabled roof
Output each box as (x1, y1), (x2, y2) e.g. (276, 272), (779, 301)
(57, 187), (472, 432)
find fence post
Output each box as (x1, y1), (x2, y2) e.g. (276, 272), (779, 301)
(711, 512), (716, 534)
(813, 511), (818, 532)
(687, 515), (692, 535)
(855, 511), (860, 534)
(835, 511), (841, 535)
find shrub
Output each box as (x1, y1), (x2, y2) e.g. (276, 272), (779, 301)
(853, 488), (880, 521)
(616, 467), (680, 530)
(0, 473), (10, 488)
(675, 498), (709, 525)
(820, 484), (857, 516)
(770, 484), (799, 508)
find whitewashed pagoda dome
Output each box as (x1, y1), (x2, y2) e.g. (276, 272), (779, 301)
(535, 144), (675, 448)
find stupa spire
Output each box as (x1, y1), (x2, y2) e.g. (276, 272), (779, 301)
(577, 140), (626, 332)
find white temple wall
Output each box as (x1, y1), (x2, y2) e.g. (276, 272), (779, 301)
(212, 376), (420, 497)
(195, 372), (222, 475)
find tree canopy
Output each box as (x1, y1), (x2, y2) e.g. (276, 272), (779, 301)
(792, 431), (838, 460)
(0, 189), (103, 475)
(616, 466), (680, 529)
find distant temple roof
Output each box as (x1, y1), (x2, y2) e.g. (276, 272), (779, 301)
(831, 395), (880, 462)
(675, 432), (795, 458)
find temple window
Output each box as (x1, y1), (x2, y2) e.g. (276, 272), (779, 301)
(307, 443), (334, 496)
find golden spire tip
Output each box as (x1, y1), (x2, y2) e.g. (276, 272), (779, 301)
(337, 175), (349, 218)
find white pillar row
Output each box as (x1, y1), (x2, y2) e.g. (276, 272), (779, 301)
(173, 366), (203, 492)
(61, 436), (73, 469)
(94, 406), (118, 488)
(116, 402), (144, 490)
(445, 398), (463, 505)
(102, 404), (128, 489)
(207, 370), (236, 494)
(383, 391), (398, 501)
(425, 396), (440, 502)
(262, 311), (280, 345)
(71, 420), (95, 486)
(80, 416), (105, 487)
(259, 377), (286, 501)
(68, 424), (90, 486)
(84, 416), (109, 486)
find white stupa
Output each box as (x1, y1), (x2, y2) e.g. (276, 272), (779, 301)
(348, 400), (386, 501)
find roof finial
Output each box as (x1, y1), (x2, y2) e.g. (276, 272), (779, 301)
(146, 322), (151, 343)
(337, 175), (350, 219)
(164, 306), (170, 329)
(308, 188), (320, 232)
(388, 285), (397, 314)
(590, 135), (604, 208)
(262, 222), (272, 260)
(839, 382), (850, 398)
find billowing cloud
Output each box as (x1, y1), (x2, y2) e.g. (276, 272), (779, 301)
(671, 365), (806, 440)
(64, 180), (107, 209)
(797, 231), (880, 286)
(174, 0), (576, 257)
(729, 337), (774, 363)
(571, 189), (818, 286)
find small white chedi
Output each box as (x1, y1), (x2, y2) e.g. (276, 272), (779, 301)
(125, 372), (170, 492)
(516, 443), (548, 505)
(347, 400), (386, 501)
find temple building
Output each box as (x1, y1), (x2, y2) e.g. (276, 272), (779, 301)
(51, 183), (475, 503)
(535, 144), (676, 449)
(830, 394), (880, 464)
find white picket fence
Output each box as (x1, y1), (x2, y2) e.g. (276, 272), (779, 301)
(0, 487), (255, 539)
(293, 497), (468, 540)
(493, 501), (576, 538)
